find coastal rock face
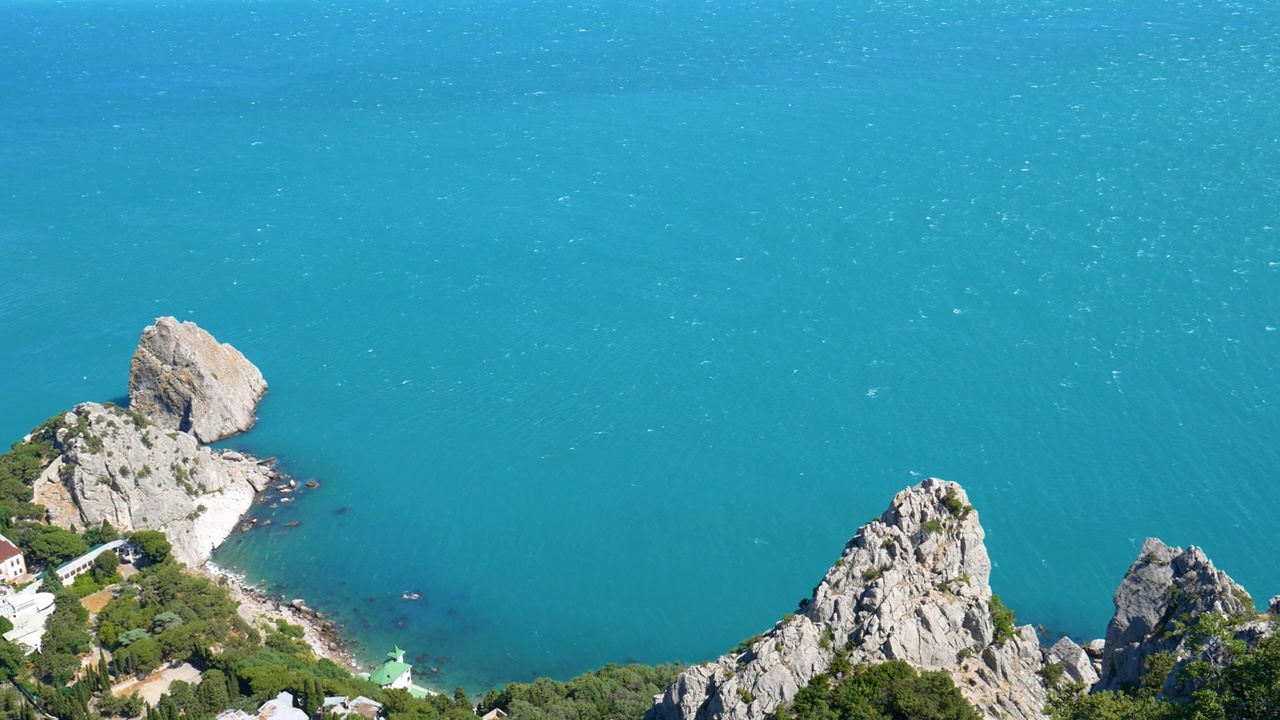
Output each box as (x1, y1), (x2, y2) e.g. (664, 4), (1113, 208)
(128, 317), (267, 443)
(34, 403), (275, 567)
(1046, 637), (1099, 687)
(649, 479), (1048, 720)
(1096, 538), (1254, 693)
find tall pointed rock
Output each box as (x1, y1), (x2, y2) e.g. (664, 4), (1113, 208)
(649, 478), (1047, 720)
(128, 316), (267, 443)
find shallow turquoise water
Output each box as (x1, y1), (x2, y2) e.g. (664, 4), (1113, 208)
(3, 0), (1279, 692)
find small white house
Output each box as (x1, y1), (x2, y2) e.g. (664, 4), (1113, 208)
(217, 691), (309, 720)
(256, 691), (309, 720)
(320, 695), (384, 720)
(0, 534), (26, 583)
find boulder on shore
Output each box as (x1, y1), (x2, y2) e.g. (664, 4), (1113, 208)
(128, 316), (267, 443)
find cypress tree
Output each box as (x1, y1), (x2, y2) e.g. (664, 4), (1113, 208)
(99, 654), (113, 693)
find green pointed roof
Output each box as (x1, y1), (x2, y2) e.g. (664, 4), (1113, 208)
(370, 660), (412, 686)
(388, 645), (405, 662)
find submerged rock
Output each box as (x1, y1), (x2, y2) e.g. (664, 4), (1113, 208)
(128, 316), (267, 443)
(649, 478), (1047, 720)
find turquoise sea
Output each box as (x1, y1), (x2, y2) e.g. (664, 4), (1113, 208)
(3, 0), (1279, 693)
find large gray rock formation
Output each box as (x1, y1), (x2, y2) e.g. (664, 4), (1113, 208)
(34, 402), (275, 567)
(128, 317), (267, 443)
(1096, 538), (1255, 694)
(1045, 637), (1099, 687)
(649, 478), (1047, 720)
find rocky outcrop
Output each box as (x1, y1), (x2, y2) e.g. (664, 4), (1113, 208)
(1045, 637), (1098, 687)
(128, 317), (267, 443)
(649, 478), (1047, 720)
(1096, 538), (1255, 694)
(34, 403), (275, 567)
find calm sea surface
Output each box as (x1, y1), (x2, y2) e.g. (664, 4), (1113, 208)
(3, 0), (1278, 692)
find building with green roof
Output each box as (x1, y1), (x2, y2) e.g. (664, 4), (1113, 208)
(368, 646), (414, 691)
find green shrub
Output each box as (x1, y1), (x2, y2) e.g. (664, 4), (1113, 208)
(787, 659), (980, 720)
(989, 595), (1016, 644)
(941, 491), (972, 519)
(735, 634), (764, 654)
(1039, 661), (1066, 688)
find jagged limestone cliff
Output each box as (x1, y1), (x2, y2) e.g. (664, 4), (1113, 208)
(34, 402), (274, 567)
(128, 316), (267, 443)
(1097, 537), (1260, 698)
(650, 478), (1047, 720)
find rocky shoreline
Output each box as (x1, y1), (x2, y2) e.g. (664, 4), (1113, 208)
(203, 561), (365, 674)
(76, 317), (383, 681)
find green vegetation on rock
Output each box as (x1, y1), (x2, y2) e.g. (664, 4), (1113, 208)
(777, 658), (980, 720)
(0, 413), (63, 526)
(988, 595), (1016, 645)
(1048, 616), (1280, 720)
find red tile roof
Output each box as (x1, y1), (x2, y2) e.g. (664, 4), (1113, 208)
(0, 539), (21, 564)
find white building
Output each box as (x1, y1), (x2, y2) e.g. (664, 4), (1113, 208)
(55, 539), (125, 586)
(0, 534), (26, 583)
(256, 691), (309, 720)
(319, 695), (384, 720)
(0, 585), (57, 652)
(368, 646), (413, 690)
(216, 691), (309, 720)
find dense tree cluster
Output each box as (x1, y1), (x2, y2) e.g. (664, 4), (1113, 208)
(480, 663), (683, 720)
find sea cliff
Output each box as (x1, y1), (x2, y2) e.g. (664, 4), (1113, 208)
(33, 318), (272, 568)
(646, 482), (1277, 720)
(33, 402), (275, 568)
(649, 479), (1047, 720)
